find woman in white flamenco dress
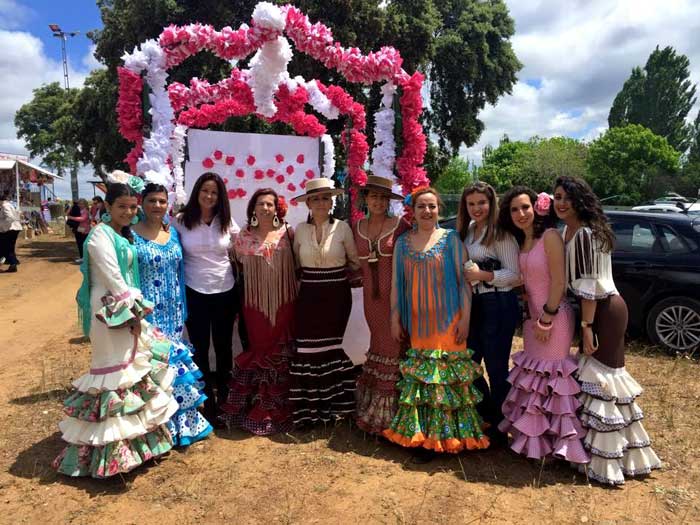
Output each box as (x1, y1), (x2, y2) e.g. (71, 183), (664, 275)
(53, 180), (178, 478)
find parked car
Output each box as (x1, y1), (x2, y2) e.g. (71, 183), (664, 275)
(631, 203), (687, 213)
(439, 211), (700, 352)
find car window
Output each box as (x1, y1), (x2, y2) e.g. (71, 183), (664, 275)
(657, 224), (698, 253)
(610, 220), (660, 253)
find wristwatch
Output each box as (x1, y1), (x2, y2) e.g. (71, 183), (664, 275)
(580, 320), (594, 328)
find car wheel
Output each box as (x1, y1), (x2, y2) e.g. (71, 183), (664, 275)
(646, 296), (700, 353)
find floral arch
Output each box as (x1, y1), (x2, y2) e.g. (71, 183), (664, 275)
(116, 2), (428, 221)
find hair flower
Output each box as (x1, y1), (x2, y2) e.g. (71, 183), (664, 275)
(534, 192), (552, 216)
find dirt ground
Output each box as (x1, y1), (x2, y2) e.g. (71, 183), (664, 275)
(0, 233), (698, 525)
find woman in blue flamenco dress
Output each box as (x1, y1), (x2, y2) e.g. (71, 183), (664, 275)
(53, 177), (179, 478)
(132, 183), (213, 446)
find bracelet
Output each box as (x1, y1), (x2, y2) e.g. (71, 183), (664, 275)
(542, 303), (560, 316)
(536, 317), (553, 331)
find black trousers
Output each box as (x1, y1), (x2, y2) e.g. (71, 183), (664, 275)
(185, 285), (240, 408)
(74, 231), (88, 258)
(0, 230), (19, 265)
(467, 290), (520, 432)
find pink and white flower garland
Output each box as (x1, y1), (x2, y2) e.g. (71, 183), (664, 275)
(117, 1), (428, 212)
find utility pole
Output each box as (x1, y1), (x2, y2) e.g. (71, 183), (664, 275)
(48, 24), (80, 199)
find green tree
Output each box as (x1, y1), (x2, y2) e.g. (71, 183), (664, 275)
(14, 83), (83, 199)
(429, 0), (521, 155)
(687, 110), (700, 165)
(586, 124), (680, 205)
(434, 156), (473, 194)
(478, 135), (531, 192)
(608, 46), (697, 152)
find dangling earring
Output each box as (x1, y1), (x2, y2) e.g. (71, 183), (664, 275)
(102, 212), (111, 223)
(272, 213), (280, 228)
(131, 215), (139, 225)
(250, 211), (259, 227)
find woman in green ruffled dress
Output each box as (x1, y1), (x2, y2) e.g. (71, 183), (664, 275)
(53, 176), (179, 478)
(383, 188), (490, 461)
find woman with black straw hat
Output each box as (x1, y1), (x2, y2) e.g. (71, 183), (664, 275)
(289, 177), (361, 428)
(353, 175), (410, 435)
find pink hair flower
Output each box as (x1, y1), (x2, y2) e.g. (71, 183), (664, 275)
(534, 192), (552, 216)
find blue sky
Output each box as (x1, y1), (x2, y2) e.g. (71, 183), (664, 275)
(2, 1), (700, 199)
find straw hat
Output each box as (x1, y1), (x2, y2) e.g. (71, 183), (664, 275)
(291, 177), (345, 202)
(360, 175), (404, 200)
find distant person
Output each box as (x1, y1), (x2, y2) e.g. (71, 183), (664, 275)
(67, 199), (91, 263)
(0, 193), (22, 273)
(90, 196), (106, 225)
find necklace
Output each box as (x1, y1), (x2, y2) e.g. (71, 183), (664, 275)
(366, 215), (387, 263)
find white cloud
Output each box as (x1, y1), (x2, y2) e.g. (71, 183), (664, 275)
(463, 0), (700, 164)
(0, 0), (33, 30)
(0, 30), (99, 198)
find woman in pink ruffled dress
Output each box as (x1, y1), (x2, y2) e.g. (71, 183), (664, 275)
(496, 187), (589, 465)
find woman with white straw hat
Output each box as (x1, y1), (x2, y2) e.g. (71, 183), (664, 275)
(289, 177), (361, 427)
(353, 175), (410, 434)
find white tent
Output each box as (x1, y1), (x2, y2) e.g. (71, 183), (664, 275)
(0, 155), (62, 207)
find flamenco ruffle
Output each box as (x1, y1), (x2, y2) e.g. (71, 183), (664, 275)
(355, 353), (401, 434)
(576, 355), (661, 485)
(95, 292), (154, 330)
(166, 340), (212, 446)
(220, 352), (293, 435)
(382, 348), (490, 453)
(53, 427), (172, 478)
(54, 330), (179, 477)
(498, 351), (589, 464)
(289, 348), (356, 427)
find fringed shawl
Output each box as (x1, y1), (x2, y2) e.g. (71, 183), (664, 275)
(76, 224), (140, 337)
(564, 226), (618, 301)
(395, 229), (465, 338)
(234, 228), (298, 326)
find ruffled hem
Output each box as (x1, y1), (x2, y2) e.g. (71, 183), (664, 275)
(384, 347), (489, 452)
(577, 355), (642, 403)
(53, 426), (172, 478)
(167, 408), (213, 447)
(382, 428), (490, 453)
(355, 384), (398, 435)
(169, 340), (204, 387)
(578, 448), (662, 485)
(575, 355), (661, 484)
(500, 351), (588, 463)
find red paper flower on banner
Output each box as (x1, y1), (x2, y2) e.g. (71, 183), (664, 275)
(225, 156), (235, 165)
(285, 165), (294, 175)
(305, 169), (315, 179)
(213, 150), (223, 160)
(300, 180), (307, 189)
(227, 189), (237, 199)
(296, 154), (305, 164)
(266, 169), (275, 178)
(254, 169), (264, 179)
(246, 155), (256, 166)
(235, 169), (245, 178)
(202, 158), (214, 168)
(223, 178), (228, 184)
(287, 183), (296, 192)
(275, 154), (284, 163)
(237, 188), (247, 198)
(275, 175), (285, 184)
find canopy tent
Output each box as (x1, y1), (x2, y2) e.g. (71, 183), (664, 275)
(0, 155), (62, 207)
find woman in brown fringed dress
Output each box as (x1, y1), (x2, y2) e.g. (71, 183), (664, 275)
(353, 176), (409, 434)
(219, 189), (298, 435)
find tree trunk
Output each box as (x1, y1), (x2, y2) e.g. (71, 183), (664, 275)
(70, 162), (79, 201)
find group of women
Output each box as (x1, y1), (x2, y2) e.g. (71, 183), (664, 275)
(52, 169), (661, 486)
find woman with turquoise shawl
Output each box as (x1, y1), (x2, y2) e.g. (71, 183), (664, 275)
(53, 178), (178, 478)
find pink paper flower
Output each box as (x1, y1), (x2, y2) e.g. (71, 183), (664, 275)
(266, 169), (276, 178)
(213, 150), (223, 160)
(246, 155), (256, 166)
(202, 158), (214, 169)
(227, 189), (237, 199)
(225, 155), (235, 165)
(275, 175), (285, 184)
(305, 169), (315, 179)
(296, 154), (305, 164)
(235, 169), (245, 178)
(275, 154), (284, 163)
(286, 165), (295, 175)
(254, 169), (264, 179)
(287, 183), (296, 192)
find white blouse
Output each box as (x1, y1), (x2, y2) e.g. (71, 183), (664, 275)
(463, 221), (520, 294)
(293, 219), (360, 270)
(563, 225), (619, 300)
(173, 215), (241, 294)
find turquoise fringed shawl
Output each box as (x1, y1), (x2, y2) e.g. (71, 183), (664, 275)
(395, 229), (465, 338)
(76, 225), (141, 337)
